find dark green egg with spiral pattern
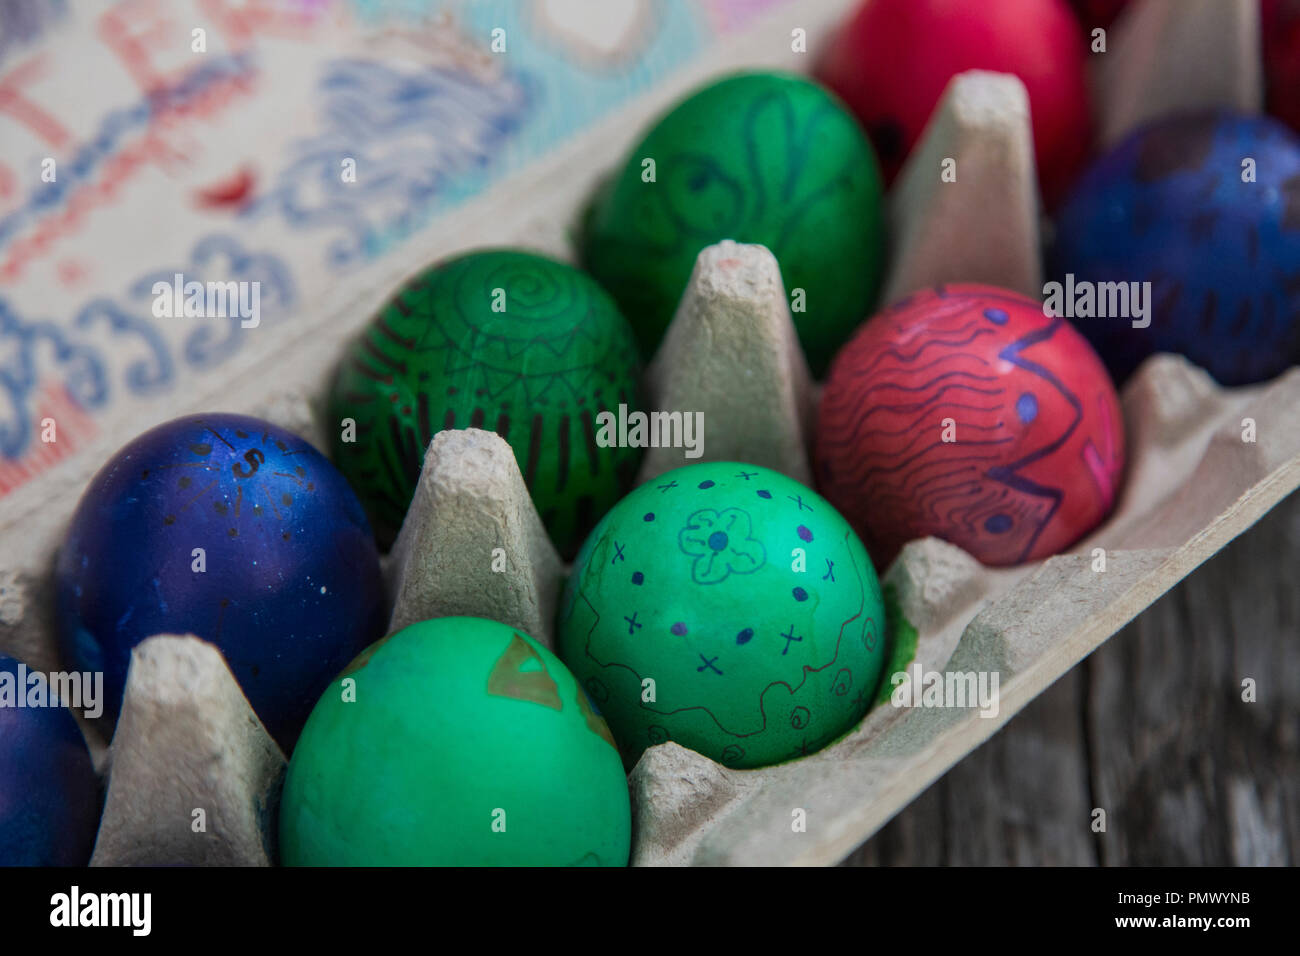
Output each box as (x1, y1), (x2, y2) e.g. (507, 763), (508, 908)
(328, 250), (644, 556)
(581, 71), (887, 376)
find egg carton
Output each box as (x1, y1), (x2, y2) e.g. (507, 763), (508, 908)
(3, 0), (1299, 867)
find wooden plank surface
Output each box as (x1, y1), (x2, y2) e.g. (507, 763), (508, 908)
(844, 490), (1299, 866)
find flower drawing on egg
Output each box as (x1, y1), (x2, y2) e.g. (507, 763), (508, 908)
(677, 507), (766, 584)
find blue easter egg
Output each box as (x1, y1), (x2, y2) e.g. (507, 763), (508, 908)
(0, 653), (101, 865)
(1050, 112), (1300, 386)
(54, 414), (387, 747)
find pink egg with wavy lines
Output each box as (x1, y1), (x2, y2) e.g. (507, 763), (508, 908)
(816, 285), (1125, 567)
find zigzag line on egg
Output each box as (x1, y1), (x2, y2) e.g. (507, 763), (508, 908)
(980, 315), (1082, 561)
(825, 297), (1088, 564)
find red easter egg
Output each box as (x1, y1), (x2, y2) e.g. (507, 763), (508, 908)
(1264, 0), (1300, 133)
(815, 285), (1125, 568)
(817, 0), (1093, 205)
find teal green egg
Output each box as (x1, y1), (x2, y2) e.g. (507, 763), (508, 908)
(279, 616), (631, 866)
(557, 462), (887, 770)
(581, 71), (887, 376)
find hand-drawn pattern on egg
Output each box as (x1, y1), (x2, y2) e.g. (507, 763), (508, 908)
(816, 285), (1125, 568)
(557, 462), (887, 770)
(580, 71), (886, 375)
(328, 249), (644, 555)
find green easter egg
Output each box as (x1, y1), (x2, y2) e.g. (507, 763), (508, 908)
(581, 71), (886, 376)
(556, 462), (887, 770)
(328, 249), (644, 555)
(280, 616), (631, 866)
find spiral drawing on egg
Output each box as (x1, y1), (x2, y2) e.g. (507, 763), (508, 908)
(329, 250), (644, 553)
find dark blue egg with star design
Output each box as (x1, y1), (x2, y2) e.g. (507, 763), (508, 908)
(1049, 112), (1300, 386)
(0, 653), (101, 865)
(55, 414), (386, 748)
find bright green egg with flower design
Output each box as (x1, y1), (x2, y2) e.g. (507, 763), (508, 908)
(581, 71), (886, 376)
(556, 462), (887, 770)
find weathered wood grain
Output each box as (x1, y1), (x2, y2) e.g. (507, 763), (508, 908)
(845, 490), (1299, 866)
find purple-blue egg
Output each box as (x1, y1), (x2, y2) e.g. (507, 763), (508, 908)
(54, 414), (387, 748)
(0, 653), (101, 865)
(1049, 112), (1300, 386)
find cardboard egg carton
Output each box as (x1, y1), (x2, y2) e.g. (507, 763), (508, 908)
(2, 0), (1298, 867)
